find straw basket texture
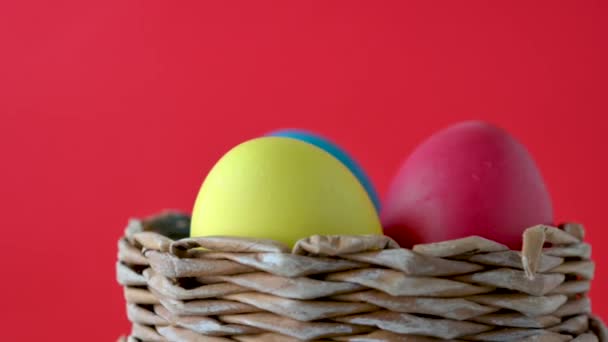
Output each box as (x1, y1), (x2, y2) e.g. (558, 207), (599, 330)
(117, 212), (606, 341)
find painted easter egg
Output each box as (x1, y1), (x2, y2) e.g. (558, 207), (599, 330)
(191, 136), (382, 247)
(382, 121), (553, 248)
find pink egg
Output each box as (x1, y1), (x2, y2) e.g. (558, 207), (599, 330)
(381, 121), (553, 249)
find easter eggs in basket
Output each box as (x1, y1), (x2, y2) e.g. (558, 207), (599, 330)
(191, 123), (554, 248)
(118, 123), (608, 341)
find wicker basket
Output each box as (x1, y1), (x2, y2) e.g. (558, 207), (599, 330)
(117, 212), (606, 341)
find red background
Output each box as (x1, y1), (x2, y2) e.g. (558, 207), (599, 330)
(1, 1), (607, 340)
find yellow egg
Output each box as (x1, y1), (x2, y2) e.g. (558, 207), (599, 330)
(190, 137), (382, 247)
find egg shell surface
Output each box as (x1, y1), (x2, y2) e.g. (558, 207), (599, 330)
(268, 128), (381, 211)
(191, 136), (382, 247)
(381, 121), (553, 249)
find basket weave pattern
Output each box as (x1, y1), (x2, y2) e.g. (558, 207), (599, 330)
(117, 212), (606, 341)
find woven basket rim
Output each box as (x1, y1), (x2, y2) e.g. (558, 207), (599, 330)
(117, 211), (606, 341)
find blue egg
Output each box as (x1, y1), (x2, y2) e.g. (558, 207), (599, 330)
(268, 128), (381, 211)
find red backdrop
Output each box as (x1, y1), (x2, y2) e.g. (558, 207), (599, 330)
(1, 1), (606, 340)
